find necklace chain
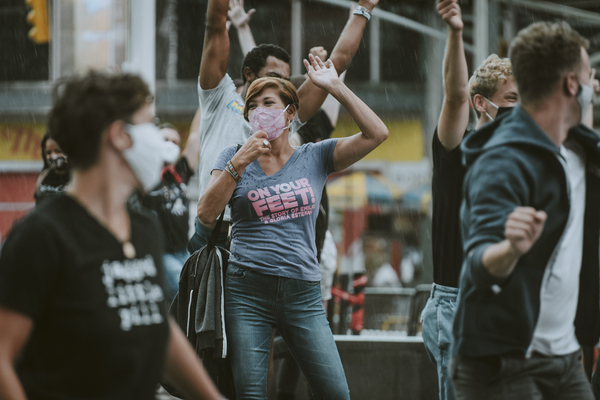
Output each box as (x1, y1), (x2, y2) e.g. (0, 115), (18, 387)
(67, 193), (136, 259)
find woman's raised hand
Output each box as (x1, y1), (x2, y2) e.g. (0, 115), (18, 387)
(304, 54), (340, 92)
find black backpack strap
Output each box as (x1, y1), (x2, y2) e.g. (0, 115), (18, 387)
(208, 211), (225, 249)
(208, 144), (243, 249)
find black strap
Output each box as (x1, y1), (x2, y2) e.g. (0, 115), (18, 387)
(207, 144), (243, 249)
(208, 211), (225, 249)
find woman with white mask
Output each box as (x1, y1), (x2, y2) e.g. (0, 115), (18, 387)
(197, 55), (389, 399)
(0, 71), (222, 400)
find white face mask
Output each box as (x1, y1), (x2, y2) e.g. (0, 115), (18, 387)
(122, 123), (180, 192)
(576, 83), (594, 124)
(483, 97), (499, 121)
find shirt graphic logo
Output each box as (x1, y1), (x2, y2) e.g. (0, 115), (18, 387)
(248, 178), (317, 224)
(227, 100), (244, 115)
(101, 255), (165, 331)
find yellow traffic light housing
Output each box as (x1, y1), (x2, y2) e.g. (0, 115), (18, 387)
(25, 0), (50, 44)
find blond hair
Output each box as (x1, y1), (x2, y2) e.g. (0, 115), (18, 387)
(468, 55), (513, 116)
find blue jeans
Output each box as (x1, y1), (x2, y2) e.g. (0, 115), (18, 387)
(421, 283), (459, 400)
(187, 217), (228, 253)
(162, 250), (189, 302)
(225, 266), (350, 400)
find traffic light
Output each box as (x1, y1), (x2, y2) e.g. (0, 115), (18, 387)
(25, 0), (49, 44)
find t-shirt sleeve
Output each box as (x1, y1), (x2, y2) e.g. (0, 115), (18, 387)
(198, 74), (236, 113)
(314, 138), (338, 175)
(0, 216), (62, 319)
(212, 145), (238, 173)
(432, 127), (465, 172)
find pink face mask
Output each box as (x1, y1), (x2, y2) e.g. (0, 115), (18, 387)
(249, 105), (290, 141)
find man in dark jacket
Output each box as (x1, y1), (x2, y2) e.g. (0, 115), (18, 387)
(452, 21), (597, 399)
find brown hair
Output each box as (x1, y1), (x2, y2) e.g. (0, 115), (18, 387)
(48, 70), (152, 170)
(243, 77), (300, 120)
(509, 21), (588, 106)
(468, 54), (513, 116)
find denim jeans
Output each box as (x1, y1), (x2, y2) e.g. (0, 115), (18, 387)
(421, 283), (459, 400)
(162, 250), (189, 303)
(451, 350), (593, 400)
(225, 265), (350, 400)
(187, 217), (228, 254)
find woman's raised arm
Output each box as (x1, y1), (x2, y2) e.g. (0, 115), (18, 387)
(304, 55), (388, 172)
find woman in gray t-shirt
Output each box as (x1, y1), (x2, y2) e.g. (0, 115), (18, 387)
(198, 55), (389, 399)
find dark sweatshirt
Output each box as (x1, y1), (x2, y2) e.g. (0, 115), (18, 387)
(453, 104), (600, 357)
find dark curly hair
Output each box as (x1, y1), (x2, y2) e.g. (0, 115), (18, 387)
(241, 44), (291, 83)
(48, 71), (152, 170)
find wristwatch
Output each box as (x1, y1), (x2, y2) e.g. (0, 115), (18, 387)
(353, 5), (372, 21)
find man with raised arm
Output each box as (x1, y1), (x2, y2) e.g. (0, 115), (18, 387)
(452, 21), (600, 399)
(421, 2), (517, 399)
(188, 0), (379, 252)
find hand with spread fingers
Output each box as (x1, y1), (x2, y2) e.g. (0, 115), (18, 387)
(438, 0), (463, 31)
(304, 54), (340, 93)
(505, 207), (547, 256)
(228, 0), (255, 29)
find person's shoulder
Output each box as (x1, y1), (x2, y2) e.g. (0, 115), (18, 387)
(35, 168), (51, 187)
(301, 138), (337, 151)
(129, 206), (161, 229)
(198, 73), (236, 95)
(433, 126), (471, 154)
(219, 144), (239, 157)
(466, 145), (533, 187)
(33, 195), (73, 220)
(3, 197), (67, 247)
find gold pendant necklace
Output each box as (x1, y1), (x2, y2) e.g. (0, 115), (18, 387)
(67, 193), (136, 259)
(122, 241), (136, 259)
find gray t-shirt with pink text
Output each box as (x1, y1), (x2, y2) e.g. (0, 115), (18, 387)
(213, 139), (338, 281)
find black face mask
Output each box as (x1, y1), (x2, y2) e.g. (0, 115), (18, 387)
(496, 106), (513, 118)
(49, 156), (69, 172)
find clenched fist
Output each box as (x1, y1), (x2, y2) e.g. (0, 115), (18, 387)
(505, 207), (547, 256)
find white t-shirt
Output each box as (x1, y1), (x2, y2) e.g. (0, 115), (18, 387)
(197, 74), (304, 220)
(530, 140), (586, 356)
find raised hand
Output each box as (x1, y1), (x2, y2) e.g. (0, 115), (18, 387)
(228, 0), (255, 29)
(358, 0), (379, 12)
(232, 131), (271, 168)
(303, 54), (340, 92)
(505, 207), (547, 256)
(309, 46), (328, 62)
(438, 0), (463, 31)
